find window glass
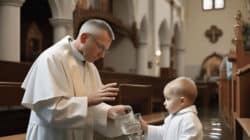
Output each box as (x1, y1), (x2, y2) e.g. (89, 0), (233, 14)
(215, 0), (224, 9)
(203, 0), (213, 10)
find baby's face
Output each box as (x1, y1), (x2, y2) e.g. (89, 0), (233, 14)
(163, 91), (182, 114)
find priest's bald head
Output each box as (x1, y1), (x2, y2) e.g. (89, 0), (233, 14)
(163, 77), (198, 114)
(74, 19), (115, 62)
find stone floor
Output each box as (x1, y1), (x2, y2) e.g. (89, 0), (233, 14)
(198, 106), (233, 140)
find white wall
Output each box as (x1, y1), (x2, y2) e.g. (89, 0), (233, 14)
(104, 38), (136, 73)
(112, 0), (135, 27)
(103, 0), (177, 75)
(183, 0), (248, 79)
(152, 0), (172, 76)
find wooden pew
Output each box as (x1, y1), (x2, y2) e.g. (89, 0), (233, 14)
(0, 82), (28, 138)
(228, 11), (250, 140)
(195, 81), (218, 109)
(100, 71), (171, 112)
(0, 61), (31, 137)
(117, 83), (168, 125)
(235, 65), (250, 140)
(0, 134), (26, 140)
(107, 83), (167, 123)
(142, 112), (168, 125)
(236, 118), (250, 140)
(0, 61), (31, 82)
(115, 83), (153, 115)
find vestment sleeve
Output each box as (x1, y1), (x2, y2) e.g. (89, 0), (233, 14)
(33, 96), (89, 128)
(146, 125), (165, 140)
(21, 52), (74, 109)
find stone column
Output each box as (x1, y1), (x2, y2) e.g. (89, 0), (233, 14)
(0, 0), (25, 61)
(177, 47), (185, 76)
(49, 18), (72, 42)
(136, 41), (148, 75)
(160, 43), (171, 68)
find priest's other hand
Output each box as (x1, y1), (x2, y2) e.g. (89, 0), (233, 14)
(108, 105), (132, 119)
(88, 83), (119, 106)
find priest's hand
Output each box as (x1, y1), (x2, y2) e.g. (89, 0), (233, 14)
(88, 83), (119, 106)
(108, 105), (132, 119)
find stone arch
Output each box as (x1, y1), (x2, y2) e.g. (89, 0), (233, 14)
(21, 0), (53, 62)
(159, 20), (169, 44)
(158, 19), (170, 68)
(138, 16), (148, 43)
(171, 23), (181, 74)
(136, 16), (148, 75)
(198, 52), (223, 81)
(112, 0), (135, 26)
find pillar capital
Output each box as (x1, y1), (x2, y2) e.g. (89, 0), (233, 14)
(0, 0), (25, 7)
(49, 18), (72, 28)
(137, 40), (147, 47)
(160, 43), (172, 48)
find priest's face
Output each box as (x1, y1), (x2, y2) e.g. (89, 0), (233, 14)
(80, 31), (112, 62)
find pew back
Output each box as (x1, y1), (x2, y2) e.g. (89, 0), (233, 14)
(0, 61), (31, 82)
(0, 82), (29, 136)
(100, 71), (171, 112)
(0, 61), (30, 136)
(118, 84), (153, 115)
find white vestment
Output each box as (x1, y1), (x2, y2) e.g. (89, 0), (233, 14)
(21, 36), (118, 140)
(146, 105), (203, 140)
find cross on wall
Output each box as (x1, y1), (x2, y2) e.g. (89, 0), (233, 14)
(205, 25), (223, 43)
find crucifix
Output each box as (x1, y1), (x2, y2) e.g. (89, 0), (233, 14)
(205, 25), (223, 43)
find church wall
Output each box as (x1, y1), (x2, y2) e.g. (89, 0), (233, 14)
(104, 38), (136, 73)
(135, 0), (149, 25)
(139, 0), (172, 76)
(112, 0), (135, 27)
(95, 0), (137, 74)
(134, 0), (156, 76)
(183, 0), (248, 79)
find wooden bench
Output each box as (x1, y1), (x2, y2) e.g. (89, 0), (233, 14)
(0, 61), (30, 138)
(236, 118), (250, 140)
(228, 11), (250, 139)
(195, 81), (218, 109)
(142, 112), (168, 125)
(0, 82), (29, 137)
(100, 71), (171, 112)
(114, 83), (167, 125)
(117, 83), (153, 115)
(0, 134), (26, 140)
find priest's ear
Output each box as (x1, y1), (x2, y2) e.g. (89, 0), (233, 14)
(79, 33), (88, 44)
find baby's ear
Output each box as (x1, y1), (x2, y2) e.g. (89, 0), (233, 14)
(180, 96), (185, 103)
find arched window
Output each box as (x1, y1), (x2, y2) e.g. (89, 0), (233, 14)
(202, 0), (224, 10)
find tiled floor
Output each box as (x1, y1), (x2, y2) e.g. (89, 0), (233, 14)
(198, 106), (233, 140)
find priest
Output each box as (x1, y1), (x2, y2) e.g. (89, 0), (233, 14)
(21, 19), (129, 140)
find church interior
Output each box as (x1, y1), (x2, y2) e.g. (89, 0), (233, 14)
(0, 0), (250, 139)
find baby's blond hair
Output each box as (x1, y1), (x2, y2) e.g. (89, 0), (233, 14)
(164, 77), (198, 103)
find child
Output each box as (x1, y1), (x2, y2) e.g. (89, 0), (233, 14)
(140, 77), (203, 140)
